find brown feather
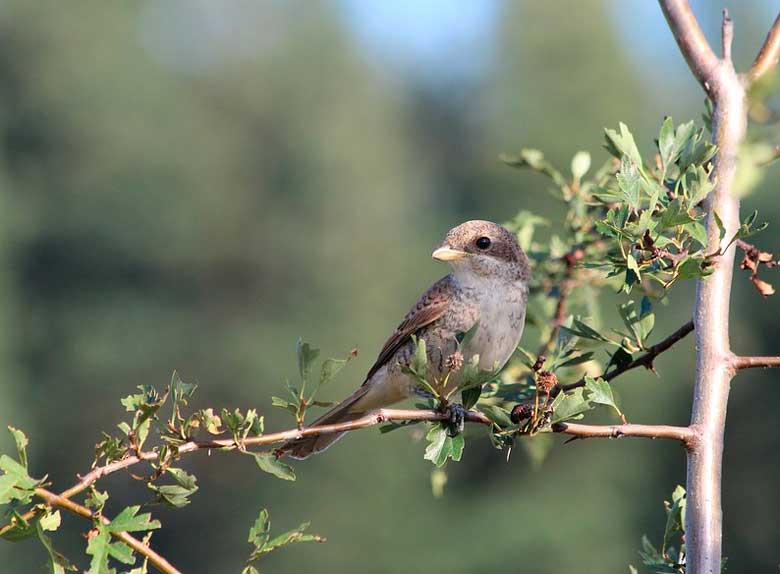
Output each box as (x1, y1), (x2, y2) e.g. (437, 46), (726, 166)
(363, 275), (454, 382)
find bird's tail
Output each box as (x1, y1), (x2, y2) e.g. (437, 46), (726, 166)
(278, 385), (371, 460)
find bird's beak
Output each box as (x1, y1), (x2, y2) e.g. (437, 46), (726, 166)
(432, 246), (467, 262)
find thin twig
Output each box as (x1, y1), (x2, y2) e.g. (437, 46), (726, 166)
(749, 13), (780, 83)
(559, 320), (694, 392)
(733, 356), (780, 370)
(553, 422), (694, 444)
(34, 488), (181, 574)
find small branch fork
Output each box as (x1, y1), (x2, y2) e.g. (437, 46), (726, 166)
(659, 2), (780, 573)
(34, 488), (181, 574)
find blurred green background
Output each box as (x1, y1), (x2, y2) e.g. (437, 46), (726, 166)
(1, 1), (779, 572)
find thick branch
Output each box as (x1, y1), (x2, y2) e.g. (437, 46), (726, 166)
(659, 3), (749, 573)
(559, 320), (694, 392)
(659, 0), (720, 94)
(34, 488), (180, 574)
(733, 355), (780, 370)
(749, 13), (780, 83)
(553, 422), (694, 444)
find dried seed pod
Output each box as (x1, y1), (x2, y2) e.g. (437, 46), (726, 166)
(535, 370), (559, 393)
(445, 351), (464, 373)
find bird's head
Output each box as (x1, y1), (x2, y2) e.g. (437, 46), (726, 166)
(432, 220), (530, 283)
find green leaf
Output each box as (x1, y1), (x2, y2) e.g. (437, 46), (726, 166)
(39, 510), (61, 532)
(686, 221), (708, 248)
(657, 116), (675, 170)
(626, 253), (641, 280)
(592, 186), (626, 205)
(296, 339), (320, 383)
(551, 388), (594, 424)
(7, 427), (28, 469)
(245, 508), (324, 569)
(571, 151), (591, 180)
(37, 520), (77, 574)
(617, 299), (654, 347)
(584, 377), (623, 418)
(107, 506), (161, 533)
(410, 336), (428, 375)
(193, 408), (222, 435)
(662, 485), (686, 556)
(659, 118), (696, 175)
(683, 164), (714, 207)
(167, 467), (198, 491)
(169, 371), (196, 406)
(107, 541), (135, 565)
(0, 510), (37, 541)
(461, 386), (482, 410)
(85, 487), (109, 512)
(555, 352), (595, 369)
(450, 434), (465, 462)
(477, 404), (513, 427)
(85, 525), (111, 574)
(660, 198), (695, 229)
(0, 454), (39, 504)
(604, 122), (642, 166)
(147, 479), (198, 508)
(271, 396), (298, 415)
(423, 425), (457, 468)
(616, 155), (641, 210)
(676, 257), (706, 279)
(251, 452), (296, 481)
(713, 210), (726, 242)
(249, 508), (271, 547)
(560, 318), (610, 342)
(318, 358), (347, 387)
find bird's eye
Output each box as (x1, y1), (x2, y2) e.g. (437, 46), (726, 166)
(475, 236), (491, 250)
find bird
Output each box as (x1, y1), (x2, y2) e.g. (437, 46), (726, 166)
(280, 220), (530, 459)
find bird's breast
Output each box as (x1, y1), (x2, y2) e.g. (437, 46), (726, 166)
(463, 282), (527, 372)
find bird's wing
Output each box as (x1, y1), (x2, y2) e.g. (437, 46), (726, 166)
(364, 275), (455, 383)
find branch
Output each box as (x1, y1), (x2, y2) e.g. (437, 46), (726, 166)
(749, 13), (780, 84)
(733, 355), (780, 370)
(559, 319), (694, 392)
(659, 0), (720, 94)
(553, 422), (694, 444)
(4, 406), (693, 541)
(34, 488), (181, 574)
(659, 3), (747, 573)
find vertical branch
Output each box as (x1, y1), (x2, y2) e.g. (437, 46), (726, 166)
(658, 2), (749, 573)
(687, 28), (743, 574)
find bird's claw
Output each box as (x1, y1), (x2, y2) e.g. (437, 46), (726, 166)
(445, 403), (467, 437)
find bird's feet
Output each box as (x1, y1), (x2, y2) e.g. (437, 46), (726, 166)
(443, 403), (467, 437)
